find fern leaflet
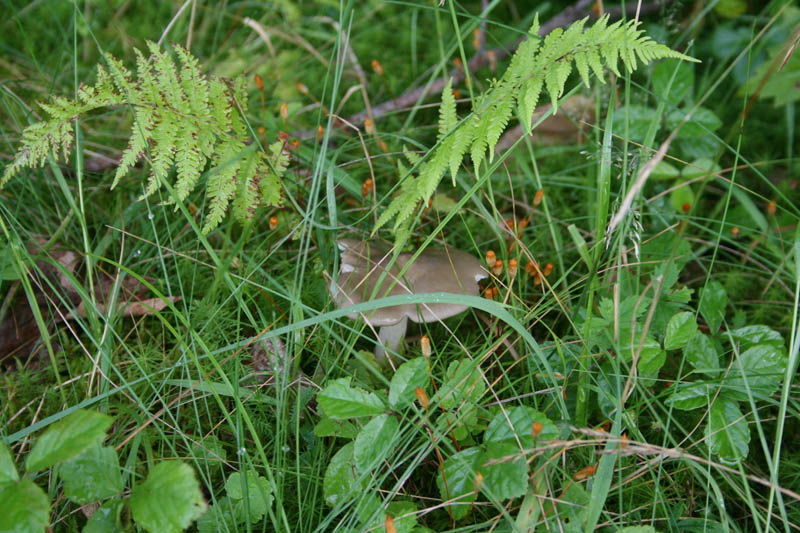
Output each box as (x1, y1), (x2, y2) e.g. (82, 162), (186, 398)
(375, 14), (697, 237)
(2, 41), (289, 233)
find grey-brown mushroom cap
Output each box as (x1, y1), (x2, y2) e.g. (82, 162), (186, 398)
(400, 246), (489, 323)
(330, 238), (415, 326)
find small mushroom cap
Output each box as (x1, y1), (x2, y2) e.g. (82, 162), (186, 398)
(330, 238), (488, 325)
(401, 247), (488, 323)
(330, 238), (415, 326)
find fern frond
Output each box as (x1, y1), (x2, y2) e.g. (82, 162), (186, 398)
(439, 78), (457, 138)
(3, 41), (289, 233)
(374, 13), (698, 237)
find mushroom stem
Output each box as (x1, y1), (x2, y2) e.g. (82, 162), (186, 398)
(376, 316), (409, 363)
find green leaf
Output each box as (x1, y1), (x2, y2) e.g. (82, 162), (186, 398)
(670, 179), (694, 212)
(435, 359), (486, 410)
(613, 104), (659, 142)
(314, 417), (359, 439)
(225, 471), (272, 523)
(323, 442), (363, 507)
(668, 107), (722, 138)
(554, 481), (589, 530)
(0, 478), (50, 532)
(727, 325), (784, 351)
(0, 441), (18, 486)
(706, 394), (750, 463)
(484, 407), (558, 449)
(317, 378), (386, 419)
(620, 527), (657, 533)
(437, 447), (482, 521)
(366, 501), (418, 533)
(130, 461), (207, 533)
(83, 498), (125, 533)
(60, 444), (123, 504)
(650, 160), (680, 180)
(652, 58), (694, 107)
(480, 442), (527, 501)
(389, 358), (430, 409)
(0, 244), (21, 281)
(699, 280), (727, 334)
(354, 414), (401, 473)
(664, 311), (698, 350)
(439, 78), (457, 137)
(684, 332), (720, 377)
(681, 157), (720, 180)
(666, 382), (716, 410)
(26, 409), (114, 472)
(725, 344), (787, 401)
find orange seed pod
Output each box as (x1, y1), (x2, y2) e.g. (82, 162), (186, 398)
(731, 226), (740, 238)
(532, 421), (543, 438)
(573, 464), (598, 482)
(543, 262), (553, 277)
(533, 189), (544, 207)
(254, 73), (264, 92)
(421, 335), (431, 358)
(767, 201), (776, 216)
(472, 28), (482, 50)
(452, 88), (461, 100)
(620, 432), (628, 448)
(295, 81), (309, 95)
(371, 59), (384, 77)
(473, 472), (484, 492)
(257, 126), (267, 138)
(378, 139), (389, 153)
(415, 386), (430, 410)
(269, 216), (278, 230)
(525, 260), (537, 276)
(485, 250), (496, 268)
(280, 102), (289, 121)
(317, 125), (324, 142)
(682, 202), (691, 213)
(508, 258), (518, 278)
(453, 57), (462, 70)
(487, 50), (497, 72)
(492, 259), (504, 277)
(385, 514), (397, 533)
(364, 118), (377, 135)
(517, 218), (529, 232)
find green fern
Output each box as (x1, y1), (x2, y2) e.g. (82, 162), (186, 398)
(2, 42), (288, 234)
(374, 14), (698, 235)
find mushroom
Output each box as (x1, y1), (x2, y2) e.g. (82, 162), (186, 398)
(329, 238), (488, 362)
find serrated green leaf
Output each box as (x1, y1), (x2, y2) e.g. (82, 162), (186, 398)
(0, 441), (18, 486)
(225, 471), (272, 523)
(664, 311), (698, 350)
(0, 478), (50, 532)
(480, 442), (527, 501)
(726, 344), (786, 401)
(484, 407), (558, 449)
(354, 414), (401, 473)
(435, 359), (486, 410)
(389, 358), (430, 409)
(437, 447), (482, 520)
(727, 325), (784, 351)
(314, 417), (359, 439)
(666, 382), (715, 410)
(26, 409), (113, 472)
(60, 444), (123, 504)
(684, 332), (720, 377)
(317, 378), (386, 419)
(83, 498), (125, 533)
(130, 461), (207, 533)
(323, 442), (364, 507)
(706, 394), (750, 463)
(699, 280), (727, 334)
